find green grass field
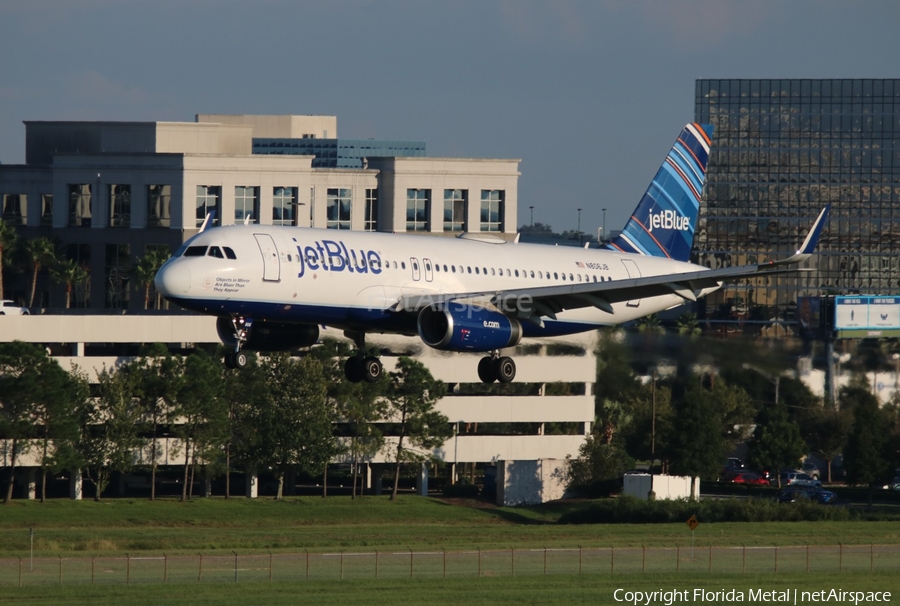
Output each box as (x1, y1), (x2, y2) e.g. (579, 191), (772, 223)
(1, 497), (900, 604)
(1, 496), (900, 556)
(2, 572), (898, 605)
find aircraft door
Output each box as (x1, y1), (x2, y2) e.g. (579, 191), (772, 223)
(620, 259), (641, 308)
(254, 233), (281, 282)
(410, 257), (421, 281)
(423, 258), (433, 282)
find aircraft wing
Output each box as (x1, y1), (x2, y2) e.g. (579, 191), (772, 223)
(395, 206), (830, 321)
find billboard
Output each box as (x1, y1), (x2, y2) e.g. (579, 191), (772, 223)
(834, 296), (900, 337)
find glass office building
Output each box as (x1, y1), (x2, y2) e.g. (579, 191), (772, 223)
(693, 79), (900, 334)
(252, 138), (425, 168)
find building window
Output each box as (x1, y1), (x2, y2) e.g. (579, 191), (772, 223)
(480, 190), (504, 232)
(406, 189), (430, 232)
(1, 194), (26, 225)
(147, 185), (171, 228)
(327, 188), (351, 230)
(443, 189), (467, 232)
(196, 185), (220, 227)
(273, 187), (296, 226)
(105, 243), (130, 309)
(41, 194), (53, 226)
(235, 186), (259, 223)
(69, 184), (92, 227)
(109, 184), (131, 227)
(365, 188), (378, 232)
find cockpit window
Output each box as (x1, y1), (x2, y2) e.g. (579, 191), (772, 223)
(207, 246), (224, 258)
(173, 244), (188, 258)
(183, 246), (208, 257)
(223, 247), (237, 259)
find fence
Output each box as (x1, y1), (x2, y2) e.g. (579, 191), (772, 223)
(1, 544), (899, 586)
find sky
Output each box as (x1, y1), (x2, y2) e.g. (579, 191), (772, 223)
(1, 0), (899, 234)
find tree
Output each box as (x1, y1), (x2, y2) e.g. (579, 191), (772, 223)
(666, 382), (726, 498)
(385, 357), (451, 500)
(124, 346), (183, 500)
(0, 342), (79, 503)
(258, 354), (338, 499)
(675, 312), (701, 337)
(746, 401), (806, 488)
(133, 249), (170, 309)
(843, 381), (892, 500)
(50, 259), (89, 309)
(77, 366), (143, 500)
(0, 220), (17, 301)
(23, 236), (57, 308)
(802, 407), (851, 483)
(172, 351), (228, 500)
(567, 432), (634, 496)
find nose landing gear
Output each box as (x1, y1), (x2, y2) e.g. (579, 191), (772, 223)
(224, 316), (252, 369)
(477, 352), (516, 384)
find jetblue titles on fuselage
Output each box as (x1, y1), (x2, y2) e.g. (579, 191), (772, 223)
(296, 238), (383, 278)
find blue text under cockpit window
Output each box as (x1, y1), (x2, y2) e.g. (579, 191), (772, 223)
(184, 246), (208, 257)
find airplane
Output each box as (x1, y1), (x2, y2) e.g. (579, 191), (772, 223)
(154, 123), (830, 383)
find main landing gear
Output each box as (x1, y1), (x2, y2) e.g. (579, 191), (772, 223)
(343, 330), (383, 383)
(224, 315), (251, 369)
(477, 352), (516, 384)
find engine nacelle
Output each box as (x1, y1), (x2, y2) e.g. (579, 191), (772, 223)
(216, 317), (319, 351)
(417, 304), (522, 352)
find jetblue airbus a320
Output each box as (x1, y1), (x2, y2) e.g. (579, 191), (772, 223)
(154, 123), (830, 383)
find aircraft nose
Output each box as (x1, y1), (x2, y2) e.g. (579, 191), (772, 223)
(155, 261), (192, 297)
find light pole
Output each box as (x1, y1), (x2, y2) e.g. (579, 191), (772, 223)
(529, 205), (534, 227)
(576, 208), (582, 235)
(602, 208), (607, 242)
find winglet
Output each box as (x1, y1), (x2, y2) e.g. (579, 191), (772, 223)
(198, 211), (216, 233)
(771, 205), (830, 266)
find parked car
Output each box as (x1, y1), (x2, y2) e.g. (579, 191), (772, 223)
(797, 461), (821, 480)
(777, 486), (837, 504)
(730, 472), (770, 486)
(780, 471), (822, 488)
(0, 300), (29, 315)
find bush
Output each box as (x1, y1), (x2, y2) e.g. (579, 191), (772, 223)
(441, 482), (481, 498)
(558, 496), (853, 524)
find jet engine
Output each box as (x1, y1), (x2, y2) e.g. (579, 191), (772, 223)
(216, 317), (319, 351)
(417, 304), (522, 352)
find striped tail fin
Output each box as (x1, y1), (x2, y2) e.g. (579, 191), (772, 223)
(606, 123), (713, 262)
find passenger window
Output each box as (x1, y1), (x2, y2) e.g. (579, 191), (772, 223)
(401, 262), (406, 270)
(443, 264), (448, 272)
(593, 275), (597, 282)
(452, 266), (456, 273)
(538, 271), (543, 279)
(514, 270), (519, 277)
(475, 267), (480, 274)
(435, 264), (441, 272)
(562, 273), (566, 281)
(506, 269), (511, 277)
(467, 267), (472, 274)
(530, 270), (534, 278)
(569, 273), (574, 281)
(491, 268), (495, 276)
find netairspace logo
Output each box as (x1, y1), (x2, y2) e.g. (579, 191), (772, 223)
(613, 588), (893, 605)
(647, 209), (690, 233)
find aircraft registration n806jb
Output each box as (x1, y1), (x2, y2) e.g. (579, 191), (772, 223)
(155, 123), (830, 383)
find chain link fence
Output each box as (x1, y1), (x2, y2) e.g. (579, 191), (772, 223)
(1, 544), (899, 586)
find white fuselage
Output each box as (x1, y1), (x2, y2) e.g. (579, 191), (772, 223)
(155, 225), (719, 339)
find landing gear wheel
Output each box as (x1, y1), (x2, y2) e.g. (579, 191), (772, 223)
(345, 357), (365, 383)
(362, 356), (383, 383)
(494, 356), (516, 384)
(478, 356), (497, 383)
(225, 352), (248, 369)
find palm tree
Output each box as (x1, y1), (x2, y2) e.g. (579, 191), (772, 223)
(50, 259), (89, 309)
(675, 312), (702, 337)
(133, 249), (170, 309)
(0, 221), (17, 301)
(24, 236), (57, 308)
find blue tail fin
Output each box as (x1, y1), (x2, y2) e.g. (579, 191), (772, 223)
(607, 123), (713, 262)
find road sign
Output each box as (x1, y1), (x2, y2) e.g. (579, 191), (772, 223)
(686, 515), (699, 531)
